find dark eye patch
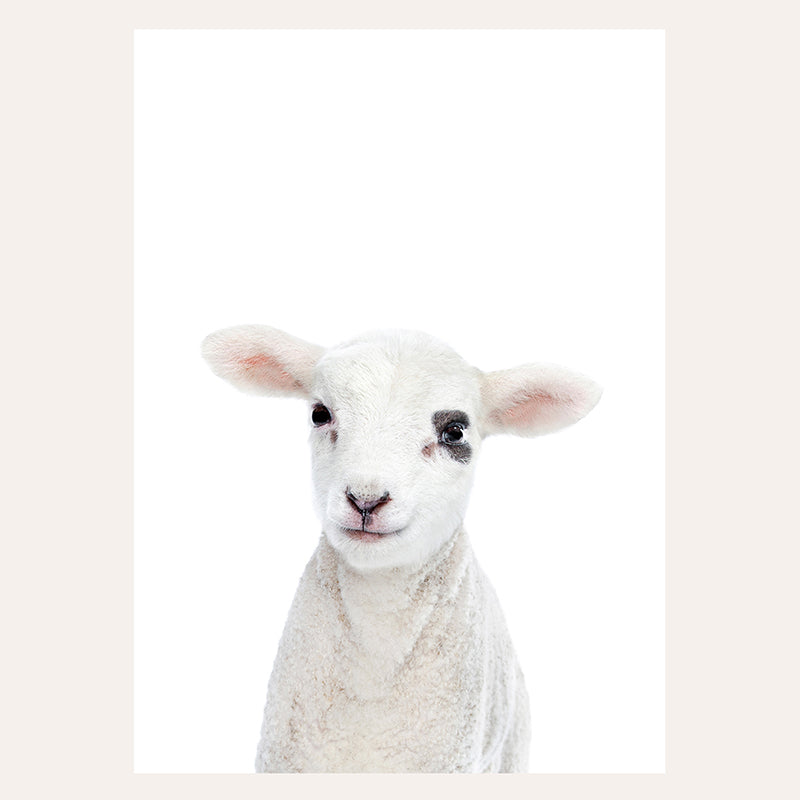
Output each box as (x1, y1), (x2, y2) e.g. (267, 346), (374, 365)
(431, 410), (472, 464)
(433, 410), (470, 429)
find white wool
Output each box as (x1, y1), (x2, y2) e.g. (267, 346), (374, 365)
(201, 325), (602, 773)
(255, 531), (529, 772)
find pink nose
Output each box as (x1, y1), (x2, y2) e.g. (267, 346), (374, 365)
(345, 489), (391, 517)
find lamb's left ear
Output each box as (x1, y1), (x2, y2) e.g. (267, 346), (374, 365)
(480, 363), (602, 437)
(201, 324), (325, 398)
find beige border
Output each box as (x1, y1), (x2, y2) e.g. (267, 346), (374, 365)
(3, 1), (797, 799)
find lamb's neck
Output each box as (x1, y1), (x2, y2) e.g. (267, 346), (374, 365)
(323, 527), (473, 668)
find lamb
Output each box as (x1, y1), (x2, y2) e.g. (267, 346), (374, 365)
(201, 324), (602, 773)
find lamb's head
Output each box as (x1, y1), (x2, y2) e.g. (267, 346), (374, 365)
(202, 325), (602, 571)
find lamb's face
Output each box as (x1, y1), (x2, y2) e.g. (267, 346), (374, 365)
(203, 323), (602, 572)
(308, 332), (483, 571)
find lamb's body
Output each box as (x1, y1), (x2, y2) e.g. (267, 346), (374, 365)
(202, 325), (601, 773)
(256, 529), (530, 773)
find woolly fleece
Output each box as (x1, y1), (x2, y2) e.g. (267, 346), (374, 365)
(254, 530), (529, 772)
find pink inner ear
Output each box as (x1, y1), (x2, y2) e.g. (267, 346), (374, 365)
(494, 389), (564, 430)
(237, 353), (305, 393)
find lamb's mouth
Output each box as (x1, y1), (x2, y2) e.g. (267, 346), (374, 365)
(339, 526), (404, 542)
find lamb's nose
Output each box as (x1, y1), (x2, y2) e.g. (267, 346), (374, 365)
(345, 489), (391, 516)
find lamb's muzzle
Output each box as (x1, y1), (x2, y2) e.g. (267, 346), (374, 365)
(345, 488), (391, 517)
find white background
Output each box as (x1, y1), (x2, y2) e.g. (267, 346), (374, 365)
(134, 30), (664, 773)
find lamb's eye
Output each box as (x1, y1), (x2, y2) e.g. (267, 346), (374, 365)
(441, 424), (465, 445)
(311, 404), (332, 426)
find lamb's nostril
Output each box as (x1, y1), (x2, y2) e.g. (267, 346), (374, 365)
(345, 489), (391, 516)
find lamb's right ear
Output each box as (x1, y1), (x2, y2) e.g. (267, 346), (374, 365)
(480, 362), (602, 437)
(201, 325), (325, 398)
